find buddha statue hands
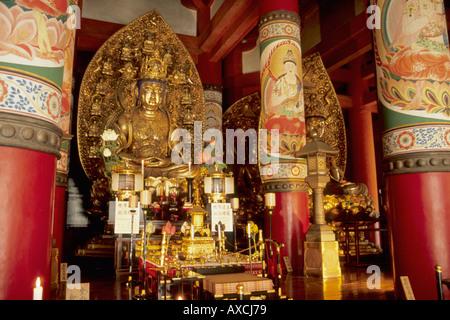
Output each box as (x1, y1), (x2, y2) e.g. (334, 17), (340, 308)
(113, 78), (197, 179)
(116, 79), (170, 164)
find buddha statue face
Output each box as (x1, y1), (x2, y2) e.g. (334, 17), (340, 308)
(139, 80), (165, 111)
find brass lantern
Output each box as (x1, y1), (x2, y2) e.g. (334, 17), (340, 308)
(111, 167), (143, 201)
(203, 164), (234, 203)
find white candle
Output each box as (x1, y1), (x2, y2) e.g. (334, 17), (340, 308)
(33, 277), (43, 300)
(141, 160), (145, 186)
(129, 195), (139, 209)
(218, 225), (222, 241)
(230, 198), (239, 210)
(247, 223), (251, 238)
(140, 190), (152, 206)
(191, 224), (195, 240)
(265, 193), (276, 207)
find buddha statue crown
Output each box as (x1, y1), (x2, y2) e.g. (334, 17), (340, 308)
(283, 49), (297, 65)
(140, 51), (167, 81)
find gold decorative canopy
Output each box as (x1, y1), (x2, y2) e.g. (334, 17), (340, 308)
(77, 9), (205, 184)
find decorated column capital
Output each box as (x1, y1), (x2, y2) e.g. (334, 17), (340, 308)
(0, 112), (62, 158)
(259, 9), (300, 27)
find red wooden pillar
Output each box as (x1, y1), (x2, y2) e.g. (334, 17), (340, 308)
(348, 59), (381, 246)
(259, 0), (309, 272)
(0, 123), (62, 300)
(372, 0), (450, 299)
(0, 1), (71, 299)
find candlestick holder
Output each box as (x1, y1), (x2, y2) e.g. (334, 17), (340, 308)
(247, 222), (253, 274)
(215, 222), (225, 259)
(136, 189), (152, 299)
(186, 177), (194, 204)
(122, 195), (140, 288)
(230, 198), (239, 252)
(264, 193), (276, 239)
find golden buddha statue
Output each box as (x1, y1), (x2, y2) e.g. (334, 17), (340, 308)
(113, 54), (198, 179)
(117, 79), (170, 164)
(77, 10), (207, 208)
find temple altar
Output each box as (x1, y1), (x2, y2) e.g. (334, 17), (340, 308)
(74, 4), (386, 301)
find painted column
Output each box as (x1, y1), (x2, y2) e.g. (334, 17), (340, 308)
(203, 84), (223, 133)
(372, 0), (450, 299)
(259, 0), (309, 272)
(0, 0), (74, 299)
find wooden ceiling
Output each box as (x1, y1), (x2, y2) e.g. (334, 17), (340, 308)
(76, 0), (449, 111)
(76, 0), (376, 108)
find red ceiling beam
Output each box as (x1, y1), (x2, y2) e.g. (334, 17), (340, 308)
(199, 0), (254, 53)
(328, 68), (353, 83)
(209, 1), (259, 62)
(181, 0), (213, 10)
(223, 71), (259, 89)
(337, 89), (378, 114)
(77, 18), (124, 51)
(306, 12), (373, 72)
(76, 17), (201, 58)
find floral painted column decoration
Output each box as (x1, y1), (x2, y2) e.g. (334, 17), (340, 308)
(372, 0), (450, 299)
(0, 0), (75, 299)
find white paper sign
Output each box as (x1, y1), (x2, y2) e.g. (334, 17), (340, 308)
(210, 203), (233, 232)
(114, 200), (140, 234)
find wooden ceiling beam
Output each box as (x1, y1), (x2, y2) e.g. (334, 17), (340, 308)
(307, 12), (372, 72)
(209, 1), (259, 62)
(337, 94), (353, 109)
(181, 0), (213, 10)
(322, 32), (373, 73)
(361, 60), (375, 81)
(76, 18), (201, 55)
(198, 0), (254, 53)
(337, 89), (378, 113)
(328, 68), (353, 83)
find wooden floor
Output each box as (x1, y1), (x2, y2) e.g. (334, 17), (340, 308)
(52, 257), (395, 300)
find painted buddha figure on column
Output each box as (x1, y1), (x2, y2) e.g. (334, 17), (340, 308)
(113, 53), (191, 178)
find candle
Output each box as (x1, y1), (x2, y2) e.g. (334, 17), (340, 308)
(230, 198), (239, 210)
(129, 195), (139, 209)
(247, 223), (251, 238)
(191, 224), (195, 240)
(218, 225), (222, 241)
(141, 160), (145, 186)
(140, 190), (152, 206)
(33, 277), (43, 300)
(265, 193), (276, 207)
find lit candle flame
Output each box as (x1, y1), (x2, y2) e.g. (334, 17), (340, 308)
(36, 277), (41, 287)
